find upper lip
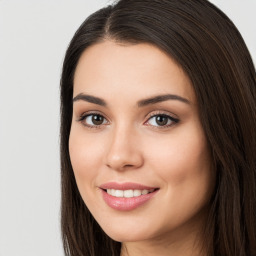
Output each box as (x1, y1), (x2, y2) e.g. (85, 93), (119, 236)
(100, 182), (158, 190)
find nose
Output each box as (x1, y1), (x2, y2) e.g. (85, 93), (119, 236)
(104, 125), (144, 172)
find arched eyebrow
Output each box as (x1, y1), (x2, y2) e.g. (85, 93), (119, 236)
(72, 93), (190, 106)
(137, 94), (190, 106)
(73, 93), (107, 106)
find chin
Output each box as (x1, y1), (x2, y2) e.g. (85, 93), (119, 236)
(107, 231), (149, 243)
(99, 221), (157, 242)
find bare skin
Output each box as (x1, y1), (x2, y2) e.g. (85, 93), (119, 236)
(69, 40), (215, 256)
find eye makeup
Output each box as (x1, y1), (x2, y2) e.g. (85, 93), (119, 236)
(76, 109), (180, 130)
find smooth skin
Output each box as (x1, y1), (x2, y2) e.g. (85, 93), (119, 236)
(69, 40), (215, 256)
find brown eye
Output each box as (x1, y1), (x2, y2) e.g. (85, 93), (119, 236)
(146, 114), (179, 128)
(91, 114), (105, 125)
(155, 115), (169, 126)
(81, 114), (108, 127)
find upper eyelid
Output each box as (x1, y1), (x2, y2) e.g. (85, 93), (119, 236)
(76, 110), (179, 124)
(77, 112), (109, 129)
(77, 111), (109, 121)
(145, 110), (178, 120)
(145, 113), (179, 125)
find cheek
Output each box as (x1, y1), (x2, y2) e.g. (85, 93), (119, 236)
(144, 124), (213, 195)
(144, 129), (214, 229)
(68, 127), (105, 192)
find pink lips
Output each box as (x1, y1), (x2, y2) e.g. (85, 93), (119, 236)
(100, 182), (159, 211)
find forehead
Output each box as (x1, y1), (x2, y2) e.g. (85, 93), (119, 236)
(73, 40), (195, 104)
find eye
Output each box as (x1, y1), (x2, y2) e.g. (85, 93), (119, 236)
(78, 113), (108, 127)
(146, 114), (179, 128)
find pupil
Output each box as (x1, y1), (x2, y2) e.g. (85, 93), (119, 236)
(156, 115), (168, 126)
(92, 115), (103, 125)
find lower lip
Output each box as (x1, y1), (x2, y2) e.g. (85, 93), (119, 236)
(101, 189), (158, 211)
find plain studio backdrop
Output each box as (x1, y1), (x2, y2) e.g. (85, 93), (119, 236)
(0, 1), (255, 255)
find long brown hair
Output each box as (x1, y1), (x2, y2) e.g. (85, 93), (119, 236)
(60, 0), (256, 255)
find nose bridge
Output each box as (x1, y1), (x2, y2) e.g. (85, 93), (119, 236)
(105, 122), (143, 171)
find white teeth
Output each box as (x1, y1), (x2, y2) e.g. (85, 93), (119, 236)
(106, 189), (154, 198)
(133, 189), (142, 197)
(115, 190), (124, 197)
(142, 189), (148, 195)
(124, 189), (133, 198)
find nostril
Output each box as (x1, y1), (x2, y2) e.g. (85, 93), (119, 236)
(124, 164), (134, 168)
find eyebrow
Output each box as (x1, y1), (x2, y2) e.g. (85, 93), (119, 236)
(72, 93), (107, 106)
(72, 93), (190, 107)
(137, 94), (190, 107)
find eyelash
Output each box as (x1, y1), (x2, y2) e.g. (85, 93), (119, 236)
(77, 111), (179, 129)
(77, 111), (109, 129)
(145, 111), (179, 129)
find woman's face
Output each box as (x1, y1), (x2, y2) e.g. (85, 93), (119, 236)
(69, 41), (215, 244)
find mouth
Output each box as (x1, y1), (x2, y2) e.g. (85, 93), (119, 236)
(103, 188), (158, 198)
(99, 182), (159, 211)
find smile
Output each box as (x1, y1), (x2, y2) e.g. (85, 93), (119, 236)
(100, 182), (159, 211)
(106, 188), (155, 198)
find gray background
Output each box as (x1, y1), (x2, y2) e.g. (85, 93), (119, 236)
(0, 1), (255, 255)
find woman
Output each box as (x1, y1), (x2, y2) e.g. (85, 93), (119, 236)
(60, 0), (256, 255)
